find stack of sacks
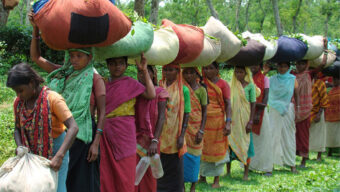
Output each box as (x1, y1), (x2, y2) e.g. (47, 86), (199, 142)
(128, 27), (180, 66)
(270, 36), (308, 63)
(93, 21), (154, 62)
(182, 35), (221, 67)
(309, 50), (337, 68)
(162, 19), (204, 65)
(242, 31), (278, 61)
(32, 0), (132, 50)
(228, 39), (266, 66)
(299, 34), (324, 60)
(202, 16), (242, 62)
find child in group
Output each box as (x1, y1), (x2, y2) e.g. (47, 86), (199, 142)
(7, 63), (79, 192)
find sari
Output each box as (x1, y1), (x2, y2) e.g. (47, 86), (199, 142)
(183, 80), (207, 182)
(157, 65), (188, 192)
(200, 77), (229, 177)
(252, 71), (265, 135)
(294, 71), (313, 158)
(309, 79), (329, 152)
(229, 67), (255, 165)
(100, 76), (145, 192)
(269, 70), (296, 167)
(325, 86), (340, 148)
(135, 87), (169, 192)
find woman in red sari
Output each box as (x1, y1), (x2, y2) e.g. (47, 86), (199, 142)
(100, 54), (155, 192)
(135, 65), (169, 192)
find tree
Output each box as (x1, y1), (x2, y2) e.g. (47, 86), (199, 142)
(271, 0), (283, 36)
(206, 0), (218, 19)
(292, 0), (302, 33)
(245, 0), (252, 31)
(235, 0), (242, 31)
(134, 0), (145, 17)
(149, 0), (159, 24)
(0, 1), (9, 26)
(258, 0), (266, 32)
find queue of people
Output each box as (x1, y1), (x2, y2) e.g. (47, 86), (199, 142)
(4, 15), (339, 192)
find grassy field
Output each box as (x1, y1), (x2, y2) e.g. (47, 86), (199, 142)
(0, 73), (339, 192)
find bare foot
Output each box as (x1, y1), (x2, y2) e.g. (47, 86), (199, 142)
(211, 183), (220, 188)
(198, 176), (207, 183)
(291, 166), (299, 174)
(243, 175), (249, 181)
(316, 157), (322, 162)
(264, 172), (272, 177)
(299, 164), (306, 168)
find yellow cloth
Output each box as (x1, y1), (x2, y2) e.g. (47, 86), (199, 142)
(201, 78), (228, 162)
(184, 81), (203, 156)
(105, 98), (136, 118)
(229, 67), (253, 165)
(159, 74), (187, 157)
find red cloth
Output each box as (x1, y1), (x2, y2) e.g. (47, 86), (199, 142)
(296, 117), (311, 158)
(135, 155), (156, 192)
(100, 133), (136, 192)
(162, 19), (204, 64)
(215, 79), (231, 100)
(252, 71), (265, 135)
(325, 86), (340, 122)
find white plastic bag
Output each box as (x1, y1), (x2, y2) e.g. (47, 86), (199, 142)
(129, 27), (179, 66)
(242, 31), (278, 61)
(300, 34), (324, 60)
(202, 16), (242, 62)
(183, 35), (221, 67)
(0, 147), (58, 192)
(309, 50), (336, 68)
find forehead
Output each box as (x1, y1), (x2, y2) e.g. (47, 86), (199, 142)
(278, 63), (289, 67)
(183, 68), (196, 73)
(107, 57), (126, 64)
(12, 84), (29, 91)
(235, 67), (245, 72)
(69, 51), (88, 56)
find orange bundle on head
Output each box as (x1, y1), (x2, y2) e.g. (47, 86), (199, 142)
(162, 19), (204, 65)
(34, 0), (132, 50)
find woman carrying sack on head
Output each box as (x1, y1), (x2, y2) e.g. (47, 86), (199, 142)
(101, 54), (155, 192)
(227, 66), (256, 181)
(182, 67), (208, 192)
(199, 62), (231, 188)
(6, 63), (79, 192)
(135, 65), (169, 192)
(269, 61), (299, 173)
(29, 13), (105, 192)
(157, 63), (191, 192)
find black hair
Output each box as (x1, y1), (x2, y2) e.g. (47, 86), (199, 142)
(106, 56), (128, 65)
(235, 66), (246, 71)
(6, 63), (44, 88)
(277, 61), (291, 67)
(212, 61), (219, 70)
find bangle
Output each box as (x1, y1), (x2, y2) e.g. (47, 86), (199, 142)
(96, 129), (103, 135)
(151, 138), (159, 144)
(226, 118), (231, 122)
(324, 51), (328, 55)
(199, 130), (204, 134)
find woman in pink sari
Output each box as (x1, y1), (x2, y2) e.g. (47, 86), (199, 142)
(135, 66), (169, 192)
(100, 54), (155, 192)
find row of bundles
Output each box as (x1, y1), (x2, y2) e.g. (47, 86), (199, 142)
(0, 147), (58, 192)
(32, 0), (337, 68)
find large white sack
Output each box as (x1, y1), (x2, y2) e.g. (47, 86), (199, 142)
(0, 147), (58, 192)
(183, 35), (221, 67)
(309, 50), (336, 68)
(242, 31), (278, 61)
(129, 27), (179, 65)
(300, 34), (324, 60)
(202, 16), (241, 62)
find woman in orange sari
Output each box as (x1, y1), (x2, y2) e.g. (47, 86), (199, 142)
(157, 64), (191, 192)
(200, 62), (231, 188)
(182, 67), (208, 192)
